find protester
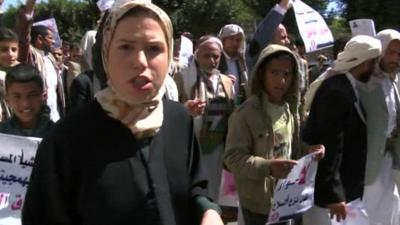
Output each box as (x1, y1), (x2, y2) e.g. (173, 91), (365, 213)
(0, 64), (53, 138)
(218, 24), (249, 105)
(359, 29), (400, 225)
(303, 36), (351, 117)
(50, 46), (66, 76)
(309, 54), (329, 84)
(0, 27), (20, 122)
(246, 0), (309, 125)
(302, 35), (381, 224)
(64, 42), (84, 97)
(15, 0), (66, 122)
(22, 1), (223, 224)
(224, 44), (324, 225)
(175, 35), (234, 202)
(246, 0), (292, 71)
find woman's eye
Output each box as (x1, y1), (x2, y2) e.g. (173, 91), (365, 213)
(147, 45), (163, 54)
(119, 44), (133, 51)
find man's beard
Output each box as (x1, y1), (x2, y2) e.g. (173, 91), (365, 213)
(358, 71), (372, 83)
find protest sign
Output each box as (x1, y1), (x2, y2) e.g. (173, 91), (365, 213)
(293, 0), (334, 52)
(179, 35), (193, 65)
(0, 133), (41, 225)
(267, 153), (318, 224)
(218, 169), (239, 207)
(349, 19), (376, 37)
(33, 18), (62, 48)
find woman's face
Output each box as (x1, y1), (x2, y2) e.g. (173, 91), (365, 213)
(107, 14), (169, 103)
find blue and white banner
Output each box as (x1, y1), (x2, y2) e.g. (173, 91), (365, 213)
(293, 0), (334, 52)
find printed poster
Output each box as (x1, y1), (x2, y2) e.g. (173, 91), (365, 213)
(293, 0), (334, 52)
(267, 153), (318, 224)
(349, 19), (376, 37)
(0, 133), (41, 225)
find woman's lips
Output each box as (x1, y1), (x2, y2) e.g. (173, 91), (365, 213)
(129, 76), (153, 91)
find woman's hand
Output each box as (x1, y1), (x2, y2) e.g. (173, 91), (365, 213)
(184, 99), (206, 117)
(269, 159), (298, 179)
(307, 144), (325, 161)
(200, 209), (224, 225)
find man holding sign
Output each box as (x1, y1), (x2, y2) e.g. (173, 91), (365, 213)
(302, 35), (381, 224)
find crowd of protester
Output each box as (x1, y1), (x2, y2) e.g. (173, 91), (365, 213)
(0, 0), (399, 224)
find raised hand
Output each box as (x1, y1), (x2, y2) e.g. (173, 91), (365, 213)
(279, 0), (293, 10)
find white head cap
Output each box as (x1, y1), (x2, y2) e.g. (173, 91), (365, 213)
(333, 35), (381, 72)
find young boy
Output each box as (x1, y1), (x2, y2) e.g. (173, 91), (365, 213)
(0, 64), (53, 138)
(0, 27), (20, 121)
(224, 45), (324, 225)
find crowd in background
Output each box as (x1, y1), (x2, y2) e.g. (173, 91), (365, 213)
(0, 0), (399, 225)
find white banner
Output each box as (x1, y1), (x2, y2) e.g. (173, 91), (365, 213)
(179, 35), (193, 66)
(349, 19), (376, 37)
(267, 153), (318, 224)
(293, 0), (334, 52)
(0, 133), (41, 225)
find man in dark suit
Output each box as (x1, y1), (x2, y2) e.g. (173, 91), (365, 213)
(302, 35), (382, 224)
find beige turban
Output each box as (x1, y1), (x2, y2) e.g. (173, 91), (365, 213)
(333, 35), (381, 72)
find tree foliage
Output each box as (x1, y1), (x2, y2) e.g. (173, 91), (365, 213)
(1, 0), (347, 43)
(337, 0), (400, 31)
(3, 0), (99, 43)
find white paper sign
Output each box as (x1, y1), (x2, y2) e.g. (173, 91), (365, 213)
(97, 0), (115, 12)
(179, 35), (193, 66)
(293, 0), (334, 52)
(267, 153), (318, 224)
(349, 19), (376, 37)
(33, 18), (62, 48)
(331, 199), (370, 225)
(0, 133), (41, 225)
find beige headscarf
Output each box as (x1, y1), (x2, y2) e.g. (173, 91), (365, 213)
(95, 0), (173, 138)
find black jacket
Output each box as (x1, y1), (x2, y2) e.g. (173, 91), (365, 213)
(68, 71), (95, 114)
(22, 99), (208, 225)
(302, 74), (367, 207)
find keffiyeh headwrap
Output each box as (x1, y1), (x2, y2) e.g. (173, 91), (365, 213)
(376, 29), (400, 55)
(333, 35), (381, 73)
(95, 0), (174, 138)
(218, 24), (246, 54)
(194, 36), (223, 58)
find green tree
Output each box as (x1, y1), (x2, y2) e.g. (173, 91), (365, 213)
(337, 0), (400, 31)
(3, 0), (99, 43)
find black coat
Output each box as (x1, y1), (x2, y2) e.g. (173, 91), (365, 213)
(302, 74), (367, 207)
(68, 71), (95, 114)
(22, 99), (208, 225)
